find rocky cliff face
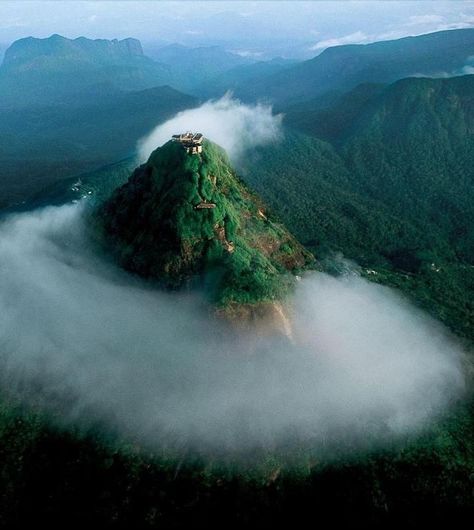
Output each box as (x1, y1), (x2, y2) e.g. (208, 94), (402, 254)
(96, 137), (314, 331)
(0, 34), (170, 106)
(2, 35), (145, 69)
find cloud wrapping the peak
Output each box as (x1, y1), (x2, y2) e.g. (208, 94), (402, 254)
(0, 205), (466, 455)
(138, 94), (282, 163)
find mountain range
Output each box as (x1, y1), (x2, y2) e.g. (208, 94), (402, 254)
(227, 28), (474, 104)
(3, 28), (474, 109)
(2, 28), (474, 210)
(0, 34), (261, 107)
(149, 43), (254, 92)
(14, 71), (474, 342)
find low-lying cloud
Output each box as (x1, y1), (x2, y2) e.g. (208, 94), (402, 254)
(0, 205), (466, 454)
(138, 94), (282, 163)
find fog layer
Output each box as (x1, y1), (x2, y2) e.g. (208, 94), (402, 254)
(138, 94), (282, 163)
(0, 205), (465, 453)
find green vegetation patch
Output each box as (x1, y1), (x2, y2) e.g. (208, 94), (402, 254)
(96, 139), (314, 307)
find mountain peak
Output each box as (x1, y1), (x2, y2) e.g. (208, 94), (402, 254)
(96, 137), (314, 313)
(0, 34), (171, 106)
(2, 34), (145, 69)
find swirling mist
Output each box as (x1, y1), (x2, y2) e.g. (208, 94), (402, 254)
(0, 204), (465, 454)
(138, 94), (282, 163)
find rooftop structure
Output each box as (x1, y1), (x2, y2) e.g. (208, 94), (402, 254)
(172, 132), (203, 155)
(195, 201), (216, 209)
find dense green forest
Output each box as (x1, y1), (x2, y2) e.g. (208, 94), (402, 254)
(0, 389), (473, 527)
(245, 75), (474, 341)
(1, 30), (474, 528)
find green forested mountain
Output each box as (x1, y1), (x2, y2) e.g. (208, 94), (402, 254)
(281, 74), (474, 265)
(244, 74), (474, 339)
(97, 138), (312, 308)
(234, 28), (474, 104)
(344, 75), (474, 259)
(283, 83), (386, 142)
(8, 74), (474, 339)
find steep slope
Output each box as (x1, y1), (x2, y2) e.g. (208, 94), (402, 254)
(343, 74), (474, 262)
(236, 28), (474, 105)
(243, 75), (474, 339)
(97, 138), (313, 314)
(269, 75), (474, 263)
(283, 83), (386, 142)
(0, 34), (172, 107)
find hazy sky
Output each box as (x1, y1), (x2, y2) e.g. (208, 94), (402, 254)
(1, 1), (473, 58)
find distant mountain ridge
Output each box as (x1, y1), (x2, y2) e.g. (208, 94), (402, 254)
(2, 34), (145, 68)
(233, 28), (474, 104)
(0, 84), (198, 208)
(148, 43), (255, 92)
(0, 34), (172, 106)
(195, 57), (296, 99)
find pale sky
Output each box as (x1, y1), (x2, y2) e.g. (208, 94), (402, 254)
(1, 1), (473, 58)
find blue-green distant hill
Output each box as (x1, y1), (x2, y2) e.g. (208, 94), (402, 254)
(234, 29), (474, 104)
(0, 35), (266, 105)
(195, 57), (296, 99)
(0, 34), (173, 107)
(150, 43), (254, 93)
(0, 85), (198, 208)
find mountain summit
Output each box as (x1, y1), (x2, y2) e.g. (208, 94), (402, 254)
(97, 135), (313, 323)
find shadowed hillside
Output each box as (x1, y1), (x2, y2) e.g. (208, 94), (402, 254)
(234, 28), (474, 104)
(244, 74), (474, 339)
(0, 34), (172, 107)
(0, 85), (198, 209)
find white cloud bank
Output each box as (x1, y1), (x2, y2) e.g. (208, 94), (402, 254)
(138, 94), (282, 163)
(311, 30), (371, 50)
(0, 205), (466, 454)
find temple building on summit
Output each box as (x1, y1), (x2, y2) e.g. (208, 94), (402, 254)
(172, 132), (203, 154)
